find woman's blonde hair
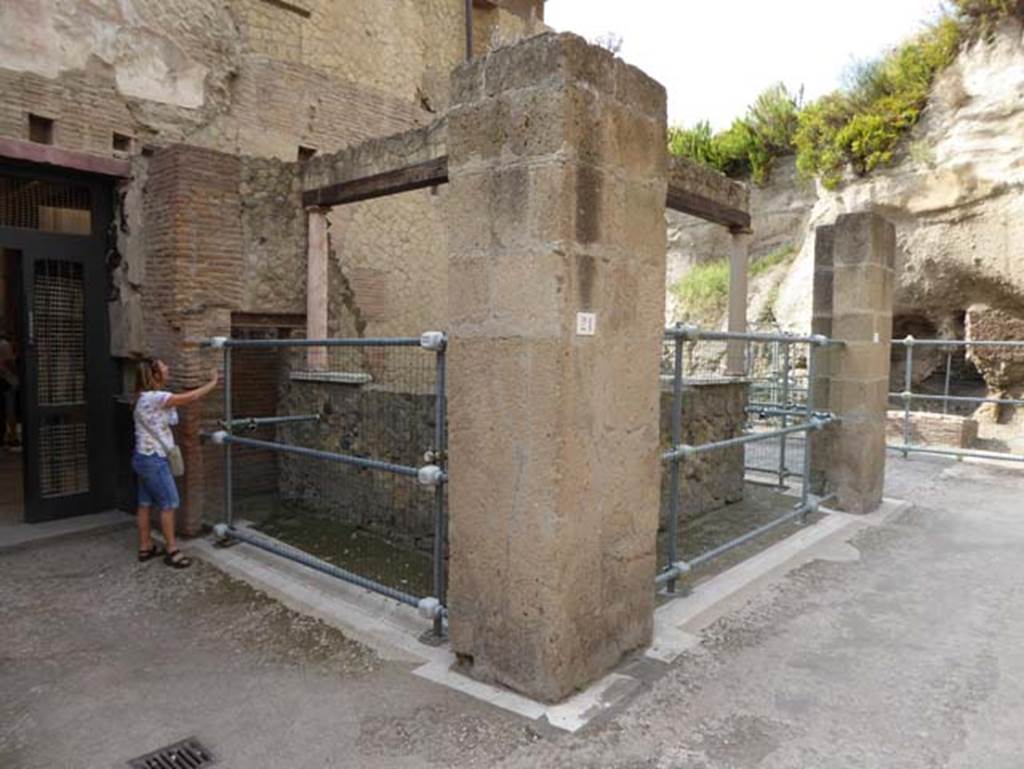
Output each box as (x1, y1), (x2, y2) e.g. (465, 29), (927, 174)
(135, 357), (165, 393)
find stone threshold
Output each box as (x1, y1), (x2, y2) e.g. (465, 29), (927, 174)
(0, 509), (133, 552)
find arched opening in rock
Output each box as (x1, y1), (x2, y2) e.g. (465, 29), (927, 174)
(889, 311), (987, 416)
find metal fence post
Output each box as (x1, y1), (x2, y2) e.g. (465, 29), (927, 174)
(799, 341), (817, 520)
(432, 340), (448, 637)
(667, 336), (684, 594)
(223, 345), (233, 526)
(778, 342), (790, 488)
(902, 336), (914, 458)
(942, 350), (952, 415)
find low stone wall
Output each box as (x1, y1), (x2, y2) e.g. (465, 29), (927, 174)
(885, 409), (979, 448)
(273, 375), (746, 546)
(277, 377), (438, 550)
(660, 379), (748, 525)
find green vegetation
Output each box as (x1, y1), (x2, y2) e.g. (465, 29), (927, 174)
(750, 243), (797, 277)
(793, 17), (960, 187)
(668, 2), (1022, 188)
(672, 244), (796, 318)
(667, 84), (800, 185)
(672, 258), (730, 317)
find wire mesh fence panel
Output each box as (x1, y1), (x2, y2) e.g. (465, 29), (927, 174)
(743, 338), (811, 483)
(657, 326), (837, 592)
(209, 335), (448, 631)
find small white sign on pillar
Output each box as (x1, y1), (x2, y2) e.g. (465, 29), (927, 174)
(576, 312), (597, 336)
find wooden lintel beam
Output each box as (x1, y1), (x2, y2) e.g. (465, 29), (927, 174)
(666, 185), (751, 232)
(302, 156), (449, 209)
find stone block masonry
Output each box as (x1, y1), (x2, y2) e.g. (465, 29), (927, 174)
(277, 379), (439, 549)
(659, 380), (747, 523)
(445, 33), (668, 703)
(811, 213), (896, 514)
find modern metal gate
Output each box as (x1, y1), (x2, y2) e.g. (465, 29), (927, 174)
(205, 332), (448, 636)
(890, 335), (1024, 464)
(657, 324), (840, 592)
(0, 166), (115, 522)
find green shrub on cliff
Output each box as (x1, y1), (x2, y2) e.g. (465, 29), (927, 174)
(794, 17), (960, 188)
(667, 84), (799, 185)
(668, 2), (1020, 188)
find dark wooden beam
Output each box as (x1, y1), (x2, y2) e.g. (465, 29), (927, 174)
(0, 137), (131, 178)
(302, 156), (449, 209)
(666, 185), (751, 232)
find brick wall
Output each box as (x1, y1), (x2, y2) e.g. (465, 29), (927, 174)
(228, 322), (305, 500)
(140, 144), (308, 533)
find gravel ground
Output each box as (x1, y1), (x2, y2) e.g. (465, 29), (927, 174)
(3, 455), (1024, 768)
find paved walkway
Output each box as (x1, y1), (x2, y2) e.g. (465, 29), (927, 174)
(2, 456), (1024, 768)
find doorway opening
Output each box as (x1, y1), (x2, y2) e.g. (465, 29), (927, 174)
(0, 166), (115, 524)
(1, 247), (23, 524)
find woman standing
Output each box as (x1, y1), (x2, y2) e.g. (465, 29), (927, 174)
(134, 358), (218, 568)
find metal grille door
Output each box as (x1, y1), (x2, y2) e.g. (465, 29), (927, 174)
(34, 260), (89, 497)
(2, 165), (115, 522)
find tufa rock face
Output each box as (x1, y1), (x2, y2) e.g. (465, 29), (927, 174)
(966, 305), (1024, 390)
(670, 20), (1024, 399)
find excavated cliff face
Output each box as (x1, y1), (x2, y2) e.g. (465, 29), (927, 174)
(779, 19), (1024, 341)
(668, 19), (1024, 399)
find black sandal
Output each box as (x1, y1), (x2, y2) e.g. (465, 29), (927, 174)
(163, 549), (192, 569)
(138, 545), (163, 562)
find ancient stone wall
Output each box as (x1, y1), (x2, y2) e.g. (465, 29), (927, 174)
(126, 143), (309, 531)
(327, 189), (450, 338)
(276, 378), (439, 549)
(1, 0), (548, 360)
(885, 410), (979, 448)
(659, 380), (747, 524)
(0, 0), (461, 158)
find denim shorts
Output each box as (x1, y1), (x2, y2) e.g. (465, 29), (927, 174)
(132, 452), (180, 510)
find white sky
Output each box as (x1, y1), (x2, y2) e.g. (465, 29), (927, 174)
(544, 0), (948, 129)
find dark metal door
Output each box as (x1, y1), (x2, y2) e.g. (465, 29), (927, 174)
(1, 167), (114, 521)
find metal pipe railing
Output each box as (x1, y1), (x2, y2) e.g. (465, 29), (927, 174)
(748, 405), (831, 419)
(665, 324), (843, 347)
(656, 493), (837, 584)
(223, 345), (233, 527)
(892, 338), (1024, 348)
(666, 335), (683, 594)
(658, 323), (839, 592)
(887, 443), (1024, 463)
(210, 432), (426, 479)
(221, 414), (321, 430)
(778, 342), (791, 489)
(431, 343), (448, 637)
(663, 419), (832, 462)
(206, 332), (449, 637)
(891, 334), (1022, 465)
(201, 336), (422, 349)
(901, 340), (913, 459)
(214, 523), (444, 616)
(800, 343), (822, 513)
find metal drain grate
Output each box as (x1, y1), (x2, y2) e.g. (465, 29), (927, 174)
(127, 737), (216, 768)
